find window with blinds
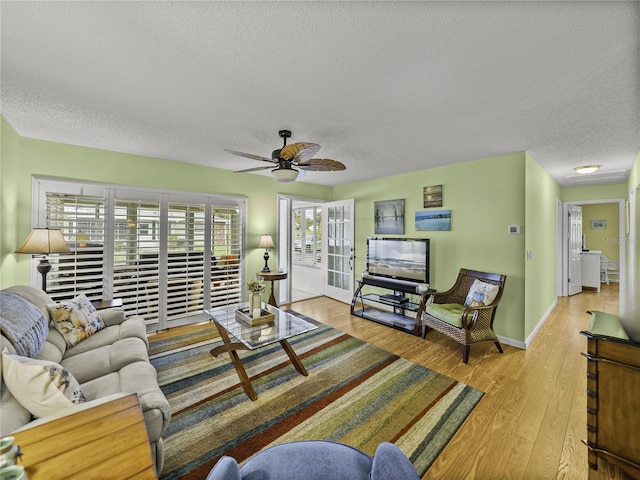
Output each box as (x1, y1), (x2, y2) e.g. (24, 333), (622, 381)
(293, 206), (321, 266)
(46, 192), (106, 299)
(36, 179), (245, 331)
(113, 199), (161, 323)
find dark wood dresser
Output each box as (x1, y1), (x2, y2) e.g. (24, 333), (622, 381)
(580, 311), (640, 480)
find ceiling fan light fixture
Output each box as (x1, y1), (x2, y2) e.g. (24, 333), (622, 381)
(272, 167), (299, 183)
(574, 165), (601, 175)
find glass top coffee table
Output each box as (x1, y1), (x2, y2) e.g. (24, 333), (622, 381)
(204, 303), (317, 401)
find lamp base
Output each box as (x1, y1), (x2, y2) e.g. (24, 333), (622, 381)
(262, 251), (271, 273)
(36, 258), (51, 293)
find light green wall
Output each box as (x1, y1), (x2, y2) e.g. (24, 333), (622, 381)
(0, 117), (332, 287)
(581, 203), (620, 260)
(562, 183), (627, 202)
(4, 113), (631, 346)
(333, 152), (528, 342)
(524, 153), (561, 341)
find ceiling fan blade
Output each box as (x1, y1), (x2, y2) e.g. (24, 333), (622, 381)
(224, 149), (276, 164)
(234, 165), (275, 173)
(280, 142), (320, 162)
(296, 159), (346, 171)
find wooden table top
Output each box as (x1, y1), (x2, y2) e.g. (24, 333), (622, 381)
(11, 394), (156, 479)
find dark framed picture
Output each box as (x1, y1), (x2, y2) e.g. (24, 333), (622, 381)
(423, 184), (443, 208)
(374, 199), (405, 234)
(415, 210), (451, 231)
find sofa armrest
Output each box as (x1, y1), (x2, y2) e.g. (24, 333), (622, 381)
(138, 389), (172, 439)
(99, 307), (127, 327)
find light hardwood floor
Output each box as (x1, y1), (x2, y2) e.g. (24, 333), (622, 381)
(286, 284), (620, 480)
(152, 285), (618, 479)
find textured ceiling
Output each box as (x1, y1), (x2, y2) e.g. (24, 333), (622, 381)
(1, 1), (638, 187)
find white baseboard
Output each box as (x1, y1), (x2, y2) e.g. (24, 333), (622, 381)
(524, 298), (558, 348)
(497, 298), (558, 350)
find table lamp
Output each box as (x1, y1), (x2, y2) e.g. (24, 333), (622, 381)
(15, 228), (71, 293)
(258, 234), (275, 272)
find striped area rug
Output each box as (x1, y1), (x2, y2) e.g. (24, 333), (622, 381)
(149, 312), (483, 480)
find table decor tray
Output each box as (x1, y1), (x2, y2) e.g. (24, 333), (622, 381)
(235, 307), (275, 326)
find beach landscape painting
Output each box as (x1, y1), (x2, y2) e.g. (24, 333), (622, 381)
(415, 210), (451, 231)
(423, 184), (443, 208)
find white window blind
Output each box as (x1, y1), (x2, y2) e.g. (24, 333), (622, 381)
(293, 206), (321, 266)
(45, 192), (106, 299)
(35, 178), (245, 331)
(113, 199), (161, 324)
(210, 206), (242, 307)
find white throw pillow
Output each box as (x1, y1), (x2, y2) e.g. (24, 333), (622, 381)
(464, 279), (500, 307)
(1, 349), (86, 418)
(46, 294), (105, 348)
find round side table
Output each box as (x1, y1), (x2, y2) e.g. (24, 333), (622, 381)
(256, 271), (288, 307)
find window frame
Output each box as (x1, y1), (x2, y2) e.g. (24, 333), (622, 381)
(31, 176), (247, 331)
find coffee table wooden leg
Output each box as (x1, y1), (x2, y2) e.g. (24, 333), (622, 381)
(280, 339), (308, 376)
(227, 349), (258, 401)
(210, 323), (258, 401)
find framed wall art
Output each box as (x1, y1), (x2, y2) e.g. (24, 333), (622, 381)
(423, 184), (443, 208)
(374, 199), (405, 234)
(415, 210), (451, 231)
(590, 219), (606, 230)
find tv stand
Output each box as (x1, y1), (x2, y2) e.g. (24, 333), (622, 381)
(350, 276), (434, 335)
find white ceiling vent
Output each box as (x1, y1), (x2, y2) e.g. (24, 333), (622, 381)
(565, 170), (628, 185)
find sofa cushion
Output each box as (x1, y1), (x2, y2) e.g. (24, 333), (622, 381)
(62, 316), (148, 358)
(61, 337), (149, 384)
(80, 361), (171, 441)
(425, 303), (466, 328)
(464, 279), (499, 307)
(1, 349), (86, 418)
(0, 384), (32, 435)
(47, 294), (105, 348)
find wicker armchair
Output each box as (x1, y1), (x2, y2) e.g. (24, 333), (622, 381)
(418, 268), (507, 363)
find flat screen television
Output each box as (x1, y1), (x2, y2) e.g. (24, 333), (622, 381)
(366, 237), (430, 284)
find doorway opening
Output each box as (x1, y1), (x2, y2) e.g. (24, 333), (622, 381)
(558, 198), (625, 310)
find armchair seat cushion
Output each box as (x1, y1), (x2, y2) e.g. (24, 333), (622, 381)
(425, 303), (466, 328)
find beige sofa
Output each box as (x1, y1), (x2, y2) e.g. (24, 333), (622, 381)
(0, 285), (170, 474)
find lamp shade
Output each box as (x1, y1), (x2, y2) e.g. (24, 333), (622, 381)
(15, 228), (71, 254)
(258, 235), (275, 249)
(272, 168), (299, 183)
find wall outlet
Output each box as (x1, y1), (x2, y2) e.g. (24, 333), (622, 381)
(508, 225), (521, 235)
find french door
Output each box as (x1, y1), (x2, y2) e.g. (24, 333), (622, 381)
(322, 199), (355, 304)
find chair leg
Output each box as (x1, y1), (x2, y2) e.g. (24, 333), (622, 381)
(462, 345), (470, 364)
(421, 325), (428, 339)
(494, 341), (504, 354)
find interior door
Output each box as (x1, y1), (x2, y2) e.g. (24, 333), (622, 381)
(322, 199), (355, 303)
(568, 205), (583, 296)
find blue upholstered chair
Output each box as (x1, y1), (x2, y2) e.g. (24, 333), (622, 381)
(205, 440), (420, 480)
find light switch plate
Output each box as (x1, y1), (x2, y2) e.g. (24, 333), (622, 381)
(508, 225), (521, 235)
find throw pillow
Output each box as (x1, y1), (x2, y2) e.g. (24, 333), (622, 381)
(464, 279), (500, 307)
(46, 294), (105, 348)
(1, 349), (86, 418)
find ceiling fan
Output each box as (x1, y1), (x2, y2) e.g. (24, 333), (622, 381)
(225, 130), (346, 183)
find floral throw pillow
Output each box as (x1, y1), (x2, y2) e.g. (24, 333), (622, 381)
(464, 279), (500, 307)
(1, 349), (86, 418)
(46, 294), (105, 348)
